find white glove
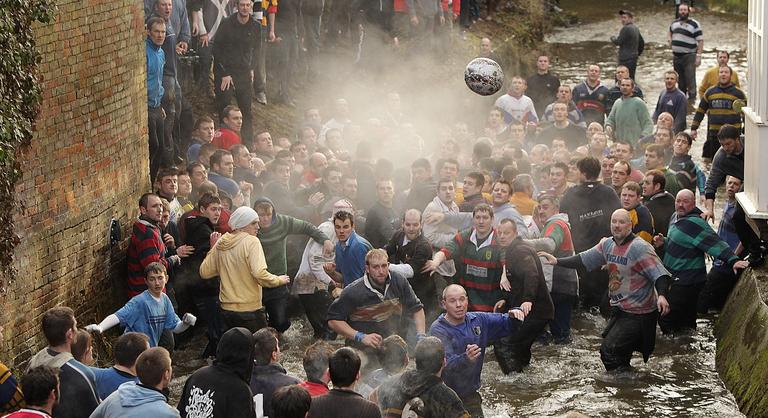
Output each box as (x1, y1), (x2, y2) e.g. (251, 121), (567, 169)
(182, 313), (197, 326)
(85, 324), (102, 333)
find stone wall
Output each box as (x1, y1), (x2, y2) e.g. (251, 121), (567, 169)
(715, 268), (768, 416)
(0, 0), (149, 366)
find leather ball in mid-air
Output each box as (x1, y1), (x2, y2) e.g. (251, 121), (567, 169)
(464, 58), (504, 96)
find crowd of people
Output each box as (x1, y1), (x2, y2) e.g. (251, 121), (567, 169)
(1, 1), (762, 418)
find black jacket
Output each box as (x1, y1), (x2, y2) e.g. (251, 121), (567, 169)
(643, 191), (676, 236)
(502, 238), (554, 321)
(376, 370), (468, 418)
(404, 180), (437, 214)
(178, 328), (257, 418)
(213, 14), (261, 77)
(365, 202), (398, 249)
(250, 363), (301, 418)
(704, 141), (744, 200)
(560, 181), (621, 252)
(178, 213), (219, 296)
(385, 230), (435, 304)
(308, 388), (381, 418)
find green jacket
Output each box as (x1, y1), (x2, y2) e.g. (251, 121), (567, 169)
(255, 197), (329, 275)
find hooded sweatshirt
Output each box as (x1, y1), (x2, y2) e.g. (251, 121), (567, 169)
(178, 328), (257, 418)
(253, 197), (329, 275)
(377, 370), (468, 418)
(90, 381), (179, 418)
(200, 231), (284, 312)
(560, 181), (621, 252)
(26, 349), (99, 418)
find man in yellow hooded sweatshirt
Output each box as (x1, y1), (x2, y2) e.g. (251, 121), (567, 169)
(201, 206), (290, 332)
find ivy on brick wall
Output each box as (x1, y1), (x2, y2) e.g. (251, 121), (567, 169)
(0, 0), (57, 291)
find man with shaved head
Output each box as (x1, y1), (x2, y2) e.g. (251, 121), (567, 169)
(651, 189), (749, 334)
(540, 209), (672, 372)
(429, 284), (524, 416)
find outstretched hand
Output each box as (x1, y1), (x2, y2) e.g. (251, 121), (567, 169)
(538, 251), (557, 265)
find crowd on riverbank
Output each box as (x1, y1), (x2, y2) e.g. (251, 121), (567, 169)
(1, 1), (760, 418)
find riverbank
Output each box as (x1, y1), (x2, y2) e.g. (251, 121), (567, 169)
(715, 268), (768, 416)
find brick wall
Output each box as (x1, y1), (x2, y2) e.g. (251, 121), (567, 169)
(0, 0), (149, 366)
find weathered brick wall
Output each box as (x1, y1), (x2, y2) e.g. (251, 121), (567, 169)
(0, 0), (149, 366)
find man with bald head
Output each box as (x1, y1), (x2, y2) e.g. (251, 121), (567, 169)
(299, 152), (328, 187)
(429, 284), (524, 417)
(651, 189), (748, 334)
(478, 37), (502, 67)
(386, 209), (439, 322)
(540, 209), (672, 371)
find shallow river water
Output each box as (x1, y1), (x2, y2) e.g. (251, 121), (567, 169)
(169, 1), (750, 416)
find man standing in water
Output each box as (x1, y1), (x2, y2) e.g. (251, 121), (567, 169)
(669, 2), (703, 104)
(539, 209), (672, 372)
(429, 284), (524, 417)
(610, 10), (641, 79)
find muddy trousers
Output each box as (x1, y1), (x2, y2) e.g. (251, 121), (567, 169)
(221, 309), (268, 333)
(147, 106), (165, 181)
(673, 52), (697, 101)
(619, 56), (638, 80)
(299, 290), (336, 339)
(460, 391), (483, 418)
(600, 310), (658, 371)
(576, 266), (609, 314)
(495, 317), (549, 374)
(263, 285), (291, 333)
(698, 267), (739, 313)
(549, 292), (576, 342)
(214, 70), (254, 142)
(658, 281), (704, 334)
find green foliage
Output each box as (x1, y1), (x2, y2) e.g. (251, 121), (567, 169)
(0, 0), (57, 291)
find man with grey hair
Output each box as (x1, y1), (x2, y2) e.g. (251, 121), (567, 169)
(652, 189), (748, 334)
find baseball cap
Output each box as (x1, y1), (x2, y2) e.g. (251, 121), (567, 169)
(618, 9), (634, 17)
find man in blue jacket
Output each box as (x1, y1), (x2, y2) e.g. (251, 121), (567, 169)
(429, 284), (524, 418)
(90, 347), (179, 418)
(146, 17), (166, 180)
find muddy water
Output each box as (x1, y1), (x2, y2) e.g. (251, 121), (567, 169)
(169, 2), (750, 417)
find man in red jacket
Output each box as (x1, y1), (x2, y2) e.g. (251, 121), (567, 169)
(126, 193), (192, 296)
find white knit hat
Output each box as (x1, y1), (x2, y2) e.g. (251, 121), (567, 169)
(229, 206), (259, 230)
